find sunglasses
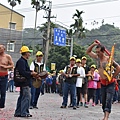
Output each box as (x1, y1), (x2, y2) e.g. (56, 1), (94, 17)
(36, 55), (43, 57)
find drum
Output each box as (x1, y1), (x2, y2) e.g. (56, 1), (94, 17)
(39, 71), (48, 79)
(32, 79), (42, 88)
(32, 71), (48, 88)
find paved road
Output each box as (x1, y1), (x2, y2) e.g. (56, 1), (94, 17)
(0, 92), (120, 120)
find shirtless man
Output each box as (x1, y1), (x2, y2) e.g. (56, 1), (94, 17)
(86, 42), (120, 120)
(0, 44), (14, 110)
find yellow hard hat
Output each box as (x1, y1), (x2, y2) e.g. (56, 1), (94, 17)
(70, 57), (76, 61)
(91, 64), (96, 68)
(82, 56), (87, 60)
(95, 69), (98, 72)
(59, 70), (63, 73)
(76, 59), (81, 63)
(20, 46), (31, 53)
(36, 51), (43, 56)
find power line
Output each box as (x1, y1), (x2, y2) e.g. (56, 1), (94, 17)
(0, 0), (119, 24)
(53, 0), (96, 6)
(86, 33), (120, 37)
(53, 0), (119, 8)
(0, 0), (119, 14)
(56, 15), (120, 25)
(0, 0), (120, 29)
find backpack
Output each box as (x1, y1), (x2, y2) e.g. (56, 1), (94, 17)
(14, 67), (27, 83)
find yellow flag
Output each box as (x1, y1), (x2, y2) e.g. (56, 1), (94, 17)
(51, 63), (56, 70)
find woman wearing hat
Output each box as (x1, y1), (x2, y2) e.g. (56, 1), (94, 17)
(87, 64), (99, 107)
(76, 59), (85, 108)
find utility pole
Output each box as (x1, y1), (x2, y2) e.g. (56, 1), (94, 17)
(43, 1), (55, 68)
(70, 38), (73, 57)
(44, 9), (51, 67)
(67, 38), (73, 58)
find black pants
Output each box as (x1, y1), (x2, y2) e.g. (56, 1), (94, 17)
(101, 83), (115, 113)
(88, 88), (96, 103)
(76, 87), (81, 105)
(51, 81), (56, 93)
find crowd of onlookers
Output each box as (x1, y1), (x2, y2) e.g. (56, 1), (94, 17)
(6, 64), (120, 106)
(1, 43), (119, 119)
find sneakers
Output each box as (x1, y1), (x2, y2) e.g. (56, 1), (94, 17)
(29, 106), (33, 109)
(113, 101), (118, 104)
(73, 106), (77, 110)
(68, 104), (73, 108)
(14, 114), (21, 117)
(30, 106), (38, 109)
(77, 105), (79, 108)
(84, 102), (89, 108)
(60, 105), (66, 108)
(92, 103), (95, 107)
(80, 102), (83, 106)
(33, 106), (38, 109)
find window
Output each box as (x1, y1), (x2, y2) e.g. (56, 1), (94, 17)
(9, 22), (16, 30)
(7, 42), (15, 52)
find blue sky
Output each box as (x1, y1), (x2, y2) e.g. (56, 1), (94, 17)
(1, 0), (120, 30)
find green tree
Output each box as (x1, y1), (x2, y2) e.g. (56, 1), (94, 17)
(47, 44), (94, 72)
(70, 9), (86, 38)
(37, 22), (57, 41)
(66, 29), (73, 38)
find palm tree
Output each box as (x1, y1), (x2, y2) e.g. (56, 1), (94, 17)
(7, 0), (21, 53)
(70, 9), (86, 38)
(37, 21), (56, 41)
(31, 0), (46, 5)
(8, 0), (21, 5)
(66, 29), (73, 38)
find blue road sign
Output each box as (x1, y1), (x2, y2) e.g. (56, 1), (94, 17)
(54, 28), (66, 46)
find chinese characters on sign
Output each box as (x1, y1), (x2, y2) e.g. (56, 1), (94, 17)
(54, 28), (66, 46)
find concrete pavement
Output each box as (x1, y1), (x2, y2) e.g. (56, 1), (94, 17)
(0, 92), (120, 120)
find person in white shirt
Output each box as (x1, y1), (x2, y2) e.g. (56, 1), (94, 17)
(76, 59), (85, 107)
(30, 51), (45, 109)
